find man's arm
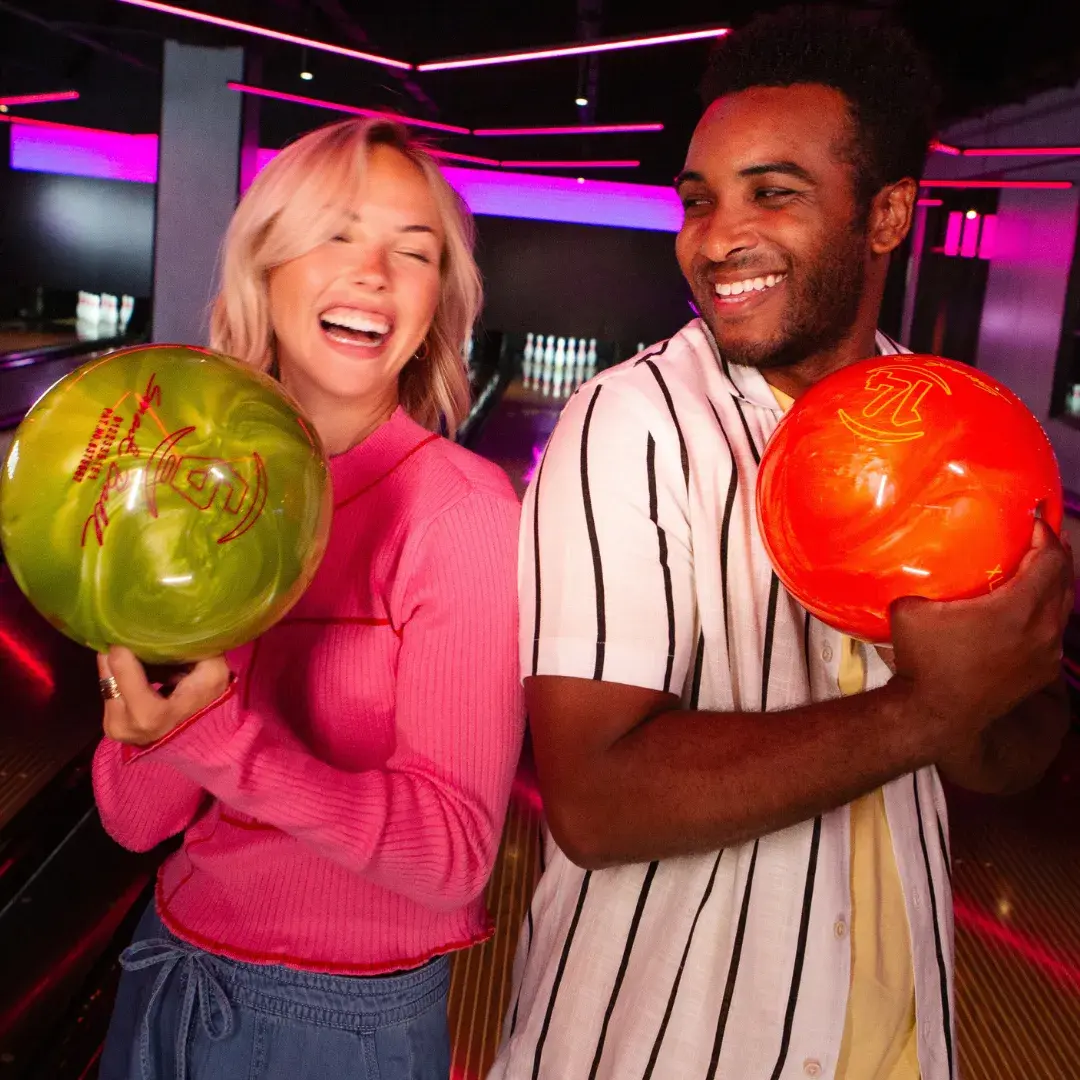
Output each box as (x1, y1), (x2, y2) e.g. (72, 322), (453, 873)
(529, 523), (1071, 869)
(528, 675), (930, 868)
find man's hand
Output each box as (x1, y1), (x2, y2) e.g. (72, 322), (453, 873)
(889, 520), (1073, 766)
(99, 646), (232, 747)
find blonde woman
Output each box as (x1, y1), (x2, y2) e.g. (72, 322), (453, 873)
(91, 119), (524, 1080)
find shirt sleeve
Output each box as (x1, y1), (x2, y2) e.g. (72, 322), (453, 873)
(91, 738), (208, 852)
(519, 379), (696, 695)
(119, 488), (525, 912)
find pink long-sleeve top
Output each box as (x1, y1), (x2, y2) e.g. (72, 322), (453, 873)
(92, 407), (525, 975)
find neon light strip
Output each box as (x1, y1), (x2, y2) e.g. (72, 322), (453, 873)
(112, 0), (411, 70)
(9, 122), (683, 232)
(500, 159), (639, 169)
(441, 165), (681, 230)
(921, 179), (1073, 190)
(962, 146), (1080, 156)
(225, 82), (469, 134)
(960, 212), (980, 257)
(474, 122), (663, 137)
(0, 113), (108, 132)
(916, 198), (944, 206)
(7, 118), (159, 182)
(430, 149), (501, 166)
(418, 26), (729, 71)
(929, 139), (961, 156)
(0, 90), (79, 107)
(944, 211), (962, 256)
(977, 214), (997, 259)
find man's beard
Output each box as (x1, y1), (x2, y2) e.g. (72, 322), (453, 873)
(703, 225), (868, 371)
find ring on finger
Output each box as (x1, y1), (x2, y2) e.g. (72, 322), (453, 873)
(98, 675), (122, 701)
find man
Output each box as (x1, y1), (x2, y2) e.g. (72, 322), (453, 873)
(489, 7), (1073, 1080)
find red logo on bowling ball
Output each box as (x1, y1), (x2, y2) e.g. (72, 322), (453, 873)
(79, 372), (268, 549)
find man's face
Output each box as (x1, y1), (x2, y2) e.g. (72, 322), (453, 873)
(675, 84), (870, 370)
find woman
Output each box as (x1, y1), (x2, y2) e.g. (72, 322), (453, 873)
(92, 118), (524, 1080)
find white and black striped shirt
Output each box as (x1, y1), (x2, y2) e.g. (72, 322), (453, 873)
(490, 320), (955, 1080)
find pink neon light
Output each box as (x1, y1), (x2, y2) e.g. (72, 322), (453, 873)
(430, 149), (501, 166)
(501, 159), (639, 169)
(0, 113), (112, 132)
(929, 139), (961, 156)
(963, 146), (1080, 157)
(944, 211), (963, 256)
(113, 0), (412, 70)
(0, 90), (79, 107)
(225, 82), (469, 134)
(922, 179), (1073, 190)
(978, 213), (997, 259)
(418, 26), (729, 71)
(0, 628), (55, 697)
(954, 898), (1080, 992)
(960, 212), (980, 257)
(916, 198), (944, 206)
(474, 123), (663, 137)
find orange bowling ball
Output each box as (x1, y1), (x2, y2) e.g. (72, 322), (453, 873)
(756, 354), (1063, 643)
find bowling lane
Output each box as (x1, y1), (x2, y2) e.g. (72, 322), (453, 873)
(466, 379), (563, 498)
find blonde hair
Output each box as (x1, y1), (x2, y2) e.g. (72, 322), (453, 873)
(209, 118), (481, 435)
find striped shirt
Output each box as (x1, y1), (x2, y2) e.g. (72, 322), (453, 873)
(489, 320), (955, 1080)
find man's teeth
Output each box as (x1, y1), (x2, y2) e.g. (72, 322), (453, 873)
(320, 310), (391, 334)
(714, 273), (786, 297)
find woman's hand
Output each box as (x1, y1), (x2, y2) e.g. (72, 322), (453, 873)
(98, 646), (232, 747)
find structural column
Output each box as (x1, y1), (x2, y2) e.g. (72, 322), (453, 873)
(151, 42), (246, 346)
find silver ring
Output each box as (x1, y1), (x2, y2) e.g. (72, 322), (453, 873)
(99, 675), (122, 701)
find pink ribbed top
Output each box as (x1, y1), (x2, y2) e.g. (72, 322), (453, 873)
(92, 407), (524, 975)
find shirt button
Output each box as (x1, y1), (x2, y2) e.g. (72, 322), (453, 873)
(834, 919), (847, 938)
(913, 889), (923, 908)
(822, 645), (834, 662)
(803, 1060), (823, 1078)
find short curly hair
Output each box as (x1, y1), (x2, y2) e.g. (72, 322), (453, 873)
(700, 5), (939, 210)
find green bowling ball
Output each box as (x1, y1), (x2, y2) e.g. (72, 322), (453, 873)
(0, 344), (332, 664)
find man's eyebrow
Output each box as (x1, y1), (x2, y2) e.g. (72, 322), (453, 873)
(738, 161), (816, 184)
(673, 169), (705, 190)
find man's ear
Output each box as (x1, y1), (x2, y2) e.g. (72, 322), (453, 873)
(869, 178), (917, 255)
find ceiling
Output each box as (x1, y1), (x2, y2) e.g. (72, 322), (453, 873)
(2, 0), (1079, 186)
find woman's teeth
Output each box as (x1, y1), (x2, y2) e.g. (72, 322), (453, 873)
(714, 273), (786, 298)
(319, 309), (392, 346)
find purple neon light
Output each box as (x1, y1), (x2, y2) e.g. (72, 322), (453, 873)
(977, 214), (997, 259)
(944, 211), (963, 256)
(916, 198), (944, 206)
(474, 122), (663, 137)
(960, 212), (980, 258)
(430, 149), (501, 166)
(963, 146), (1080, 157)
(500, 159), (639, 169)
(225, 82), (470, 134)
(418, 26), (729, 71)
(8, 120), (158, 183)
(922, 179), (1073, 190)
(112, 0), (411, 70)
(11, 123), (682, 232)
(929, 139), (961, 156)
(0, 90), (79, 107)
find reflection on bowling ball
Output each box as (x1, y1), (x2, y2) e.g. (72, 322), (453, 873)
(756, 353), (1063, 644)
(0, 344), (332, 664)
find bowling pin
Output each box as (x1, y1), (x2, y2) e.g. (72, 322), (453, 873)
(523, 332), (535, 389)
(586, 338), (598, 380)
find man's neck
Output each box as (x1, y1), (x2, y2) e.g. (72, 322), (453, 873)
(762, 321), (881, 401)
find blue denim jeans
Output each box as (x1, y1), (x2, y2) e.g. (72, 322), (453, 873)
(99, 903), (451, 1080)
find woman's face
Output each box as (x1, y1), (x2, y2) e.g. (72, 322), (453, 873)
(267, 144), (444, 417)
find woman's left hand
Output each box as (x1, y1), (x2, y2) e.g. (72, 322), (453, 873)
(98, 646), (232, 746)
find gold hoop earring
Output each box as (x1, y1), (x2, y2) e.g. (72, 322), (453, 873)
(414, 340), (430, 363)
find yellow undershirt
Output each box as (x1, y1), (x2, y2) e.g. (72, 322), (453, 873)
(770, 387), (919, 1079)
